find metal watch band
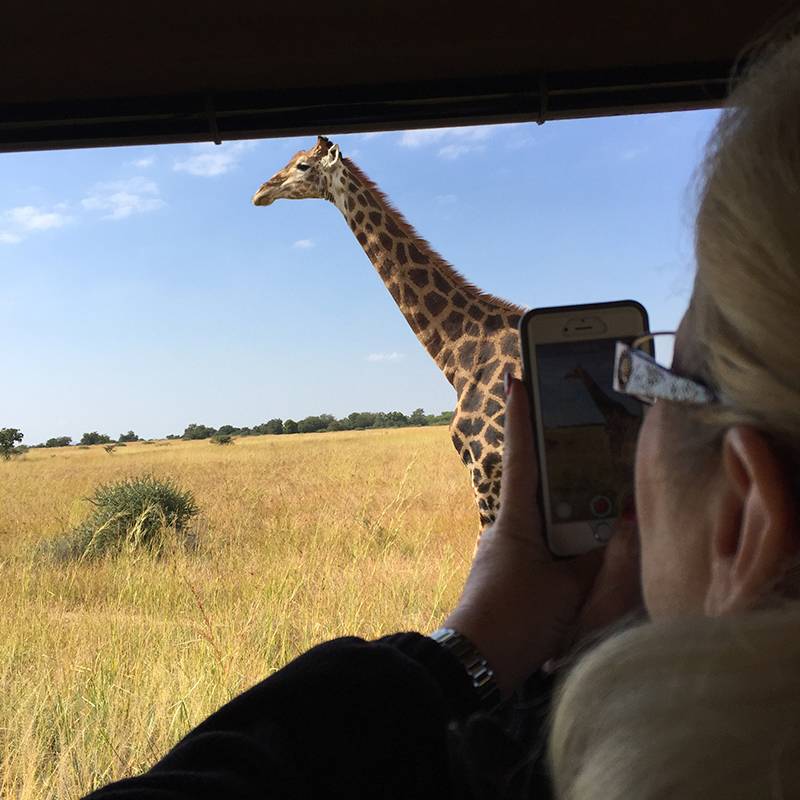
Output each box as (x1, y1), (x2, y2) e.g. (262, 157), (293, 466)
(428, 628), (502, 712)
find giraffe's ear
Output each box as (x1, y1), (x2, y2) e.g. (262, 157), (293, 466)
(326, 144), (341, 166)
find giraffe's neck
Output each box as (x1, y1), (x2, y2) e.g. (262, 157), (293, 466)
(322, 158), (524, 386)
(574, 367), (618, 418)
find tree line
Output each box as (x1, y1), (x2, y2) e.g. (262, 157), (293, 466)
(0, 409), (454, 455)
(174, 408), (453, 439)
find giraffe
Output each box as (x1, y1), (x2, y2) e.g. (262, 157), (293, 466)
(563, 363), (640, 488)
(253, 136), (525, 533)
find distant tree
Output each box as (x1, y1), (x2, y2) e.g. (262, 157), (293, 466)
(165, 434), (180, 440)
(217, 424), (239, 436)
(297, 417), (315, 434)
(210, 434), (234, 445)
(298, 414), (335, 433)
(384, 411), (409, 428)
(182, 423), (216, 440)
(45, 436), (72, 448)
(265, 418), (284, 435)
(14, 444), (29, 456)
(409, 408), (428, 427)
(0, 428), (24, 460)
(283, 419), (299, 434)
(427, 410), (454, 426)
(371, 412), (388, 428)
(348, 411), (377, 430)
(80, 431), (112, 446)
(118, 430), (140, 442)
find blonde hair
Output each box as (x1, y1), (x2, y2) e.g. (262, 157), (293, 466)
(548, 34), (800, 800)
(549, 606), (800, 800)
(691, 31), (800, 465)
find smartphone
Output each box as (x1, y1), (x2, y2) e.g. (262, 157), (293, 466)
(519, 301), (650, 557)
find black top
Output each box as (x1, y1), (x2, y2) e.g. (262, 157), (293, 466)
(83, 633), (554, 800)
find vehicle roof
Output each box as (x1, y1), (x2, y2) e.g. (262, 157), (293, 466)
(2, 0), (792, 152)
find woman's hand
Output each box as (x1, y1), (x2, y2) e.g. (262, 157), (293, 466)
(442, 376), (641, 697)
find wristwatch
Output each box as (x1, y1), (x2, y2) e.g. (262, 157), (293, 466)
(428, 628), (502, 712)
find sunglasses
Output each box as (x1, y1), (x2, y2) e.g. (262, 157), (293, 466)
(613, 332), (718, 406)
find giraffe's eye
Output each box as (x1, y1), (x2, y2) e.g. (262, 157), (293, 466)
(297, 163), (311, 172)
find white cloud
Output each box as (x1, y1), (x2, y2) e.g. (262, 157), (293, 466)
(620, 146), (647, 161)
(128, 156), (155, 168)
(81, 177), (165, 219)
(294, 239), (314, 249)
(399, 129), (450, 148)
(366, 352), (404, 362)
(0, 205), (74, 243)
(399, 126), (494, 159)
(173, 141), (256, 177)
(439, 143), (484, 160)
(11, 206), (72, 230)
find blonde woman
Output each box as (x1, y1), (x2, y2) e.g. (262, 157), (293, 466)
(544, 29), (800, 800)
(86, 26), (800, 800)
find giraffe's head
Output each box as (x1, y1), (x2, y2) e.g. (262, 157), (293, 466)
(564, 365), (585, 380)
(252, 136), (341, 207)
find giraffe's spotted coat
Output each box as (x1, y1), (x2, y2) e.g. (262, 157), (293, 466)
(253, 136), (526, 534)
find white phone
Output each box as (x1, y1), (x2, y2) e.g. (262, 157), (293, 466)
(520, 301), (650, 557)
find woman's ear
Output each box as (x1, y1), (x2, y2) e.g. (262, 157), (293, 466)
(704, 426), (798, 615)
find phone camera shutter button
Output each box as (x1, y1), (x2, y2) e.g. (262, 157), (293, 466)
(594, 523), (612, 543)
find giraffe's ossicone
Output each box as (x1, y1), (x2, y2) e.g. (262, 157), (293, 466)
(253, 136), (525, 537)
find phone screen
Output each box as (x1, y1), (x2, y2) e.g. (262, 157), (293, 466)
(536, 335), (642, 527)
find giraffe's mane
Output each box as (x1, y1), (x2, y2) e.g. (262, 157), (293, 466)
(342, 157), (525, 315)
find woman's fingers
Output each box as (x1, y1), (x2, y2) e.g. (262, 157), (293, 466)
(497, 376), (542, 532)
(575, 513), (643, 640)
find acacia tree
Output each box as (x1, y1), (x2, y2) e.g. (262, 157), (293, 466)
(0, 428), (23, 460)
(182, 423), (216, 440)
(46, 436), (72, 448)
(80, 431), (112, 446)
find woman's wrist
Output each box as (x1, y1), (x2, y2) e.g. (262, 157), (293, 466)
(440, 609), (542, 699)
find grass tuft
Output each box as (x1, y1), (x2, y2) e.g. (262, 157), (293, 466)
(40, 474), (199, 560)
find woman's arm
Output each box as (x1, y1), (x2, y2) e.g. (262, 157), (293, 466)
(83, 634), (481, 800)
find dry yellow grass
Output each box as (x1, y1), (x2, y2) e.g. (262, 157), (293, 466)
(0, 427), (476, 798)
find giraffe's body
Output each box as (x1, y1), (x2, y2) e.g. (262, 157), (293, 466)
(253, 136), (524, 530)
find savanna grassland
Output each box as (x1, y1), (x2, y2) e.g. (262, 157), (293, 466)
(0, 427), (476, 798)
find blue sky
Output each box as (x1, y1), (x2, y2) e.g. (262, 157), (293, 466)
(1, 111), (719, 444)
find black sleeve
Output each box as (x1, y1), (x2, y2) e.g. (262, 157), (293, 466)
(82, 633), (484, 800)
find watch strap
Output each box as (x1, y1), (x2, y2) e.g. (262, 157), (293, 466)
(428, 628), (502, 712)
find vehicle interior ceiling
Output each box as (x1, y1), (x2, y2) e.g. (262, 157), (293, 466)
(2, 0), (794, 154)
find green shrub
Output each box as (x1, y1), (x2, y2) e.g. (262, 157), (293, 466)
(210, 434), (233, 445)
(44, 474), (199, 560)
